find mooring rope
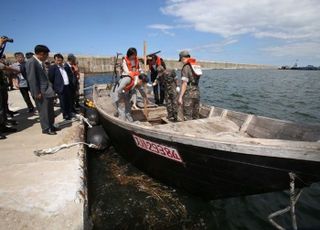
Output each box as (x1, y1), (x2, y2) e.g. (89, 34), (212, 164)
(268, 172), (303, 230)
(34, 142), (99, 156)
(54, 114), (93, 128)
(75, 114), (93, 128)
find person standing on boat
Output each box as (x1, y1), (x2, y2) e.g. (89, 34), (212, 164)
(147, 54), (166, 105)
(178, 50), (202, 120)
(155, 66), (179, 121)
(111, 48), (148, 122)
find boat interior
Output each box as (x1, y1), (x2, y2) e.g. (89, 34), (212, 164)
(95, 86), (320, 143)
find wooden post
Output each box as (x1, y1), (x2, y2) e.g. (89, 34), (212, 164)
(144, 41), (147, 72)
(143, 41), (149, 119)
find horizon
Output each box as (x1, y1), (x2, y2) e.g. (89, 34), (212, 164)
(1, 0), (319, 67)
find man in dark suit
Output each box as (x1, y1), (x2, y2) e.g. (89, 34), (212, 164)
(26, 45), (56, 135)
(49, 53), (73, 120)
(64, 54), (79, 113)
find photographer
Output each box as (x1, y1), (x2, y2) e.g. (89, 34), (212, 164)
(0, 36), (18, 139)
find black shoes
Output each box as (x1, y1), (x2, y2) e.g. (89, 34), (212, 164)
(167, 116), (179, 122)
(0, 133), (6, 139)
(7, 120), (18, 126)
(42, 129), (57, 135)
(1, 126), (18, 133)
(63, 114), (72, 120)
(28, 108), (35, 113)
(7, 110), (19, 117)
(51, 126), (61, 132)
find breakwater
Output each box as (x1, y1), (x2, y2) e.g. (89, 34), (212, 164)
(5, 54), (276, 73)
(76, 56), (276, 73)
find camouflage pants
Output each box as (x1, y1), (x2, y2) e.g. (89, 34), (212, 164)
(165, 92), (178, 119)
(183, 97), (200, 120)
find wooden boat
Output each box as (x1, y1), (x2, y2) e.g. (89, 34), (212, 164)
(93, 84), (320, 199)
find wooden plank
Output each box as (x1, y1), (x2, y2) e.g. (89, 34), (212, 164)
(209, 107), (215, 117)
(240, 114), (254, 133)
(221, 109), (228, 118)
(226, 111), (248, 127)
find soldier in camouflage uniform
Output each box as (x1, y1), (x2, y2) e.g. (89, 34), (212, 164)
(156, 66), (178, 121)
(0, 64), (7, 139)
(0, 62), (20, 138)
(178, 50), (202, 120)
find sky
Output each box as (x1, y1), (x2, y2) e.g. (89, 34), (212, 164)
(1, 0), (320, 66)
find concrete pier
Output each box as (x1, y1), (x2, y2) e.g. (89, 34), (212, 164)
(0, 89), (88, 229)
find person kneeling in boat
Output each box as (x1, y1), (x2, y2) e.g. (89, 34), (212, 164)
(112, 73), (148, 122)
(122, 47), (142, 109)
(155, 66), (179, 122)
(178, 50), (202, 120)
(112, 47), (149, 122)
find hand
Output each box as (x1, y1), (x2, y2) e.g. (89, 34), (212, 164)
(178, 97), (183, 105)
(73, 65), (79, 72)
(36, 93), (42, 100)
(152, 80), (158, 86)
(132, 103), (138, 110)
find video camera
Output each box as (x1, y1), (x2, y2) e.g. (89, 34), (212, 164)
(1, 36), (14, 43)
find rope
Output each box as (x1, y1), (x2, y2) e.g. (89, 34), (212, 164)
(75, 114), (93, 128)
(52, 114), (93, 129)
(268, 172), (302, 230)
(34, 142), (99, 156)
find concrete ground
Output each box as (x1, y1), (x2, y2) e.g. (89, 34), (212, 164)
(0, 89), (87, 230)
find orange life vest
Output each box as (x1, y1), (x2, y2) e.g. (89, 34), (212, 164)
(149, 55), (162, 71)
(124, 56), (140, 77)
(124, 77), (136, 91)
(123, 56), (140, 91)
(184, 58), (202, 77)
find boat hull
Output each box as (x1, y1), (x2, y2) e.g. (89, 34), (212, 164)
(99, 115), (320, 199)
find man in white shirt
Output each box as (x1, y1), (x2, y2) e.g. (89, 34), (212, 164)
(48, 53), (73, 120)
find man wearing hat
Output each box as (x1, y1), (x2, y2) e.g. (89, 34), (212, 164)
(156, 66), (179, 121)
(178, 50), (202, 120)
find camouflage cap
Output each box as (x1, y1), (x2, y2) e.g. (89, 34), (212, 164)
(179, 50), (190, 61)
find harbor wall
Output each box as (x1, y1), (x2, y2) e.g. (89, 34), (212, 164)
(5, 54), (276, 74)
(76, 56), (276, 73)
